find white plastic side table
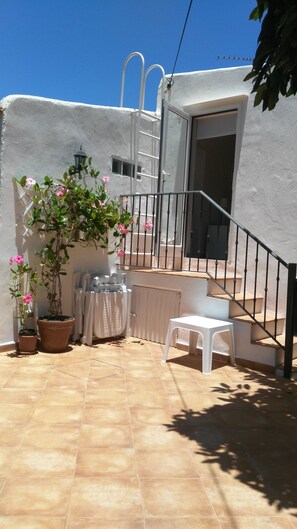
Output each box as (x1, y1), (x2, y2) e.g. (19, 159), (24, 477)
(162, 315), (235, 375)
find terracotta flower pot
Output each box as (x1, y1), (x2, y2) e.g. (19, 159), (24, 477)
(18, 331), (38, 354)
(37, 316), (75, 353)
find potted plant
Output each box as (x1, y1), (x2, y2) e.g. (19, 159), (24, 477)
(16, 158), (133, 352)
(9, 255), (41, 353)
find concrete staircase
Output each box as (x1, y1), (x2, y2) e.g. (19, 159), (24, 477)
(207, 276), (297, 373)
(123, 228), (297, 374)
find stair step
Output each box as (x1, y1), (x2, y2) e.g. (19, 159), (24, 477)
(232, 312), (285, 341)
(208, 277), (242, 295)
(255, 334), (297, 349)
(212, 292), (263, 317)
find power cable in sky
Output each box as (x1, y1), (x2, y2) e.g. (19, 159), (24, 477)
(167, 0), (194, 88)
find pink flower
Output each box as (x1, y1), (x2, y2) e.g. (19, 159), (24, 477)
(117, 223), (128, 235)
(55, 185), (67, 197)
(99, 201), (106, 206)
(9, 255), (24, 265)
(144, 219), (153, 231)
(23, 293), (33, 304)
(25, 177), (36, 187)
(117, 249), (125, 257)
(102, 176), (110, 183)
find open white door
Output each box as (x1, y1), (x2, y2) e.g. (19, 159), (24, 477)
(158, 101), (191, 193)
(157, 101), (191, 246)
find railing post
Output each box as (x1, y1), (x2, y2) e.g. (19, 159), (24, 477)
(284, 263), (297, 378)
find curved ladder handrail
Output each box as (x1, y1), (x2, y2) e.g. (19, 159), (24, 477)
(142, 64), (166, 110)
(120, 52), (145, 110)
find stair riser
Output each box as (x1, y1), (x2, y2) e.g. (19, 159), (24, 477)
(251, 319), (285, 341)
(208, 278), (242, 295)
(229, 298), (263, 317)
(276, 343), (297, 365)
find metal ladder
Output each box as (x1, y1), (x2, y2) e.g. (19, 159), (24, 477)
(120, 52), (166, 194)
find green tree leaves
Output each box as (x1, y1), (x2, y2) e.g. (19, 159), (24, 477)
(246, 0), (297, 110)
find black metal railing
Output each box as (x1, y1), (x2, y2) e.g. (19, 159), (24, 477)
(120, 190), (296, 378)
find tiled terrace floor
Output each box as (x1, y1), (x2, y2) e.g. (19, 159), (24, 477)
(0, 338), (296, 529)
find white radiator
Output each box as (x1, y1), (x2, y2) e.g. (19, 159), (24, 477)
(131, 285), (180, 344)
(74, 289), (131, 345)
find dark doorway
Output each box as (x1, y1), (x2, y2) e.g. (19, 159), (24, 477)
(186, 111), (237, 259)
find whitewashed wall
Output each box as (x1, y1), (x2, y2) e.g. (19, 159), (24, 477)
(0, 95), (135, 345)
(162, 66), (297, 264)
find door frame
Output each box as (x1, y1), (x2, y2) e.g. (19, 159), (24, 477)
(183, 95), (248, 214)
(158, 100), (191, 193)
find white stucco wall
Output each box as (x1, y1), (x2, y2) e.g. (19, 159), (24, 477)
(163, 66), (297, 264)
(0, 95), (135, 345)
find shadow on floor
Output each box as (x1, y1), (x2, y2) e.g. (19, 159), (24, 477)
(165, 368), (297, 516)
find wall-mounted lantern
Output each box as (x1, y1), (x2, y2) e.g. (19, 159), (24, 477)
(74, 146), (87, 175)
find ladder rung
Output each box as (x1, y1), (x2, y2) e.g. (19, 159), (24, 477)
(137, 109), (161, 121)
(139, 130), (160, 140)
(137, 171), (158, 179)
(138, 151), (159, 160)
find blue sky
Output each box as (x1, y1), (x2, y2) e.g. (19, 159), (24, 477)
(0, 0), (259, 110)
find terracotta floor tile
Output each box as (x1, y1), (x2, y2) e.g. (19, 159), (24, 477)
(54, 356), (91, 366)
(132, 424), (188, 450)
(190, 448), (258, 480)
(85, 388), (128, 405)
(9, 446), (77, 477)
(88, 366), (124, 380)
(140, 478), (214, 517)
(87, 374), (127, 390)
(145, 518), (221, 529)
(0, 388), (41, 403)
(53, 363), (90, 380)
(203, 477), (288, 516)
(0, 342), (296, 526)
(0, 478), (73, 515)
(0, 517), (66, 529)
(69, 477), (142, 518)
(82, 405), (130, 424)
(91, 351), (123, 363)
(39, 388), (86, 406)
(0, 423), (26, 447)
(21, 424), (80, 449)
(130, 406), (174, 426)
(67, 520), (144, 529)
(79, 424), (133, 448)
(124, 368), (159, 380)
(162, 378), (205, 393)
(4, 375), (48, 389)
(126, 379), (164, 392)
(127, 390), (170, 407)
(65, 346), (92, 357)
(249, 448), (297, 479)
(90, 360), (124, 372)
(46, 371), (87, 389)
(0, 447), (15, 477)
(13, 366), (51, 376)
(219, 517), (294, 529)
(30, 405), (82, 425)
(76, 447), (137, 476)
(288, 515), (297, 528)
(0, 366), (17, 385)
(123, 359), (157, 370)
(136, 448), (198, 478)
(158, 368), (198, 382)
(168, 392), (216, 411)
(0, 403), (34, 424)
(218, 406), (271, 428)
